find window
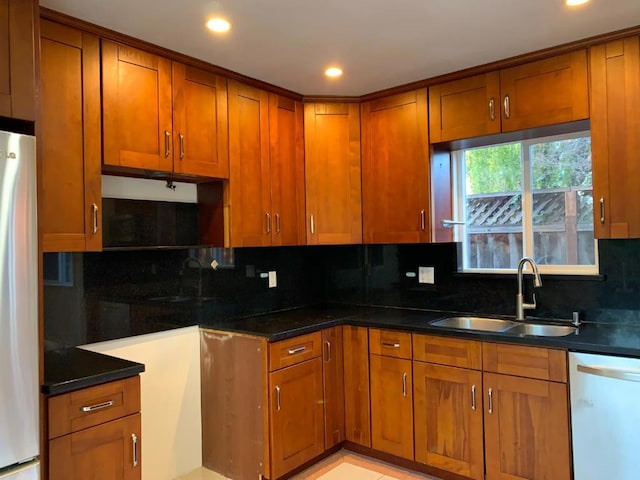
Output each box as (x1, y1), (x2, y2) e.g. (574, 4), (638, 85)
(452, 131), (597, 274)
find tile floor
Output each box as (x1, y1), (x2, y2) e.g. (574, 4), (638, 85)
(176, 450), (440, 480)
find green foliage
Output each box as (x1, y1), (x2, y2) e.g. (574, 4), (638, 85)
(465, 143), (521, 194)
(464, 136), (592, 194)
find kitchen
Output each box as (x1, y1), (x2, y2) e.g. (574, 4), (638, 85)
(2, 1), (640, 479)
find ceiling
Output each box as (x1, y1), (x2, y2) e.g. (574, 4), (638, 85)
(40, 0), (640, 96)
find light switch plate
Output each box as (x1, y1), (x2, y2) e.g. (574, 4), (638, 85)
(268, 271), (277, 288)
(418, 266), (435, 284)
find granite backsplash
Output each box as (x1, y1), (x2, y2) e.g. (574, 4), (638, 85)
(44, 239), (640, 348)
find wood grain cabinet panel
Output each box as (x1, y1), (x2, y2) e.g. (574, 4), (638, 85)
(429, 50), (588, 142)
(172, 63), (229, 178)
(322, 326), (345, 449)
(483, 343), (567, 383)
(429, 72), (501, 143)
(49, 413), (141, 480)
(227, 82), (305, 247)
(361, 90), (430, 243)
(343, 325), (371, 447)
(413, 334), (482, 369)
(500, 50), (589, 132)
(369, 354), (413, 460)
(0, 0), (36, 121)
(590, 36), (640, 239)
(268, 331), (322, 370)
(483, 372), (571, 480)
(102, 40), (173, 172)
(269, 358), (325, 479)
(413, 362), (484, 480)
(369, 328), (412, 359)
(39, 20), (102, 252)
(304, 103), (362, 245)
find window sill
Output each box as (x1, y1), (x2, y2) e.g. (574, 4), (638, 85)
(453, 271), (606, 282)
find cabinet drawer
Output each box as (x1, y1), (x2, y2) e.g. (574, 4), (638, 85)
(369, 329), (412, 359)
(483, 343), (567, 383)
(48, 376), (141, 439)
(269, 331), (322, 371)
(413, 334), (482, 370)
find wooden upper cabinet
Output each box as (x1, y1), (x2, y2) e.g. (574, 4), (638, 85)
(102, 40), (173, 172)
(483, 373), (571, 480)
(362, 90), (430, 243)
(413, 362), (484, 480)
(227, 80), (271, 247)
(0, 0), (36, 121)
(268, 94), (306, 246)
(429, 50), (588, 142)
(304, 103), (362, 245)
(500, 50), (589, 132)
(429, 72), (501, 143)
(590, 36), (640, 239)
(172, 63), (229, 178)
(40, 20), (102, 252)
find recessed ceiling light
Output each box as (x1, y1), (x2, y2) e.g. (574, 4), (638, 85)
(566, 0), (589, 6)
(207, 17), (231, 33)
(325, 67), (343, 78)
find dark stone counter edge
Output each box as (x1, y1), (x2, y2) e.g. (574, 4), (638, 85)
(43, 348), (145, 396)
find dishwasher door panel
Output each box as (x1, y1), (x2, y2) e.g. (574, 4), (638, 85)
(569, 352), (640, 480)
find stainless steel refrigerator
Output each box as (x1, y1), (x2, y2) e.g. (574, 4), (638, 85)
(0, 131), (39, 479)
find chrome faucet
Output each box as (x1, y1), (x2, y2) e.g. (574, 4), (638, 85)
(516, 257), (542, 321)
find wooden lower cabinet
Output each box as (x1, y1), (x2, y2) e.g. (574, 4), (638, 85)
(48, 376), (142, 480)
(369, 354), (413, 460)
(322, 326), (345, 449)
(269, 357), (325, 479)
(483, 373), (571, 480)
(343, 325), (371, 447)
(49, 413), (141, 480)
(413, 362), (484, 480)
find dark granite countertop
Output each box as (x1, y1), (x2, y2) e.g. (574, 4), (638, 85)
(200, 304), (640, 358)
(43, 347), (145, 396)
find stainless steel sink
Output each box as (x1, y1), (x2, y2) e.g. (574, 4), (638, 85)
(506, 323), (578, 337)
(430, 316), (579, 337)
(430, 316), (516, 332)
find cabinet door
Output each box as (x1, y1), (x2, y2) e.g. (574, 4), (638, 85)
(269, 358), (324, 479)
(0, 0), (36, 121)
(172, 63), (229, 178)
(429, 72), (501, 143)
(322, 326), (345, 449)
(483, 373), (570, 480)
(49, 413), (141, 480)
(40, 21), (102, 252)
(304, 103), (362, 245)
(369, 355), (413, 460)
(343, 325), (371, 447)
(362, 90), (430, 243)
(413, 362), (484, 480)
(269, 94), (306, 246)
(500, 50), (588, 132)
(102, 40), (173, 172)
(227, 80), (272, 247)
(590, 37), (640, 239)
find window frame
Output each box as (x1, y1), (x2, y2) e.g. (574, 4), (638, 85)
(452, 130), (599, 275)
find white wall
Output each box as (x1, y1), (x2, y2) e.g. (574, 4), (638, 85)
(82, 326), (202, 480)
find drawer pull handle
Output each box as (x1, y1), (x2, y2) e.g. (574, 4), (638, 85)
(164, 130), (171, 158)
(179, 133), (185, 160)
(132, 433), (138, 467)
(275, 385), (281, 411)
(81, 400), (114, 412)
(382, 342), (400, 348)
(488, 387), (493, 414)
(503, 95), (510, 119)
(288, 346), (306, 355)
(471, 385), (476, 411)
(489, 97), (495, 121)
(599, 197), (605, 224)
(324, 341), (332, 362)
(402, 372), (408, 397)
(91, 203), (99, 234)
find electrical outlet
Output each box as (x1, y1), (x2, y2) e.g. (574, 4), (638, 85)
(268, 271), (277, 288)
(418, 266), (435, 284)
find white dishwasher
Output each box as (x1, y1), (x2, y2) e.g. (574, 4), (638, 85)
(569, 351), (640, 480)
